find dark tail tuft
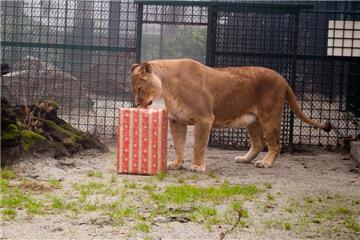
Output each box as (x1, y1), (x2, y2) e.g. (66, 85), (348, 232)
(323, 122), (332, 132)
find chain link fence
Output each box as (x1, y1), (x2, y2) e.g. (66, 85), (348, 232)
(1, 0), (359, 149)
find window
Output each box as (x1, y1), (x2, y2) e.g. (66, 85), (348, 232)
(327, 20), (360, 57)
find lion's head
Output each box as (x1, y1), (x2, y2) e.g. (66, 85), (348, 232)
(130, 62), (162, 108)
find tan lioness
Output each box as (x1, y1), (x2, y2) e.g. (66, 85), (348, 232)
(130, 59), (331, 172)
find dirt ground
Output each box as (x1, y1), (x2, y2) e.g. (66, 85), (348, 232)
(1, 126), (360, 240)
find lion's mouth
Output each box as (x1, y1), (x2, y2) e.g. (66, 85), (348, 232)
(137, 100), (153, 109)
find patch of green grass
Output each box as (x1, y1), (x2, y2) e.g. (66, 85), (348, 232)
(47, 178), (62, 189)
(156, 172), (166, 181)
(109, 207), (138, 225)
(87, 170), (103, 178)
(0, 178), (9, 189)
(72, 181), (105, 198)
(263, 182), (272, 189)
(344, 217), (360, 233)
(152, 182), (259, 204)
(267, 194), (274, 201)
(143, 184), (157, 192)
(144, 237), (154, 240)
(0, 167), (16, 179)
(232, 201), (248, 217)
(1, 209), (16, 220)
(51, 197), (64, 209)
(122, 178), (137, 189)
(102, 187), (119, 196)
(25, 199), (44, 214)
(84, 204), (97, 211)
(0, 187), (27, 208)
(284, 222), (291, 230)
(110, 176), (117, 183)
(136, 222), (150, 233)
(337, 206), (351, 215)
(177, 177), (186, 184)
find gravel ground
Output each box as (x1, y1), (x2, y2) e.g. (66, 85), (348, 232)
(1, 123), (360, 240)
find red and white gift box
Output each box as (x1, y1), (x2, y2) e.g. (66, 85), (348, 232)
(117, 108), (167, 175)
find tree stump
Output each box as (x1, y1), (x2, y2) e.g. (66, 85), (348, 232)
(1, 97), (108, 166)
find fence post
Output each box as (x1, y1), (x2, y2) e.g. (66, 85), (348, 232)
(289, 12), (300, 150)
(206, 5), (217, 67)
(135, 3), (143, 63)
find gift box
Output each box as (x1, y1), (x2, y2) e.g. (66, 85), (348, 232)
(117, 108), (167, 175)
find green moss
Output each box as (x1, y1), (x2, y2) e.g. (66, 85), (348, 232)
(21, 130), (47, 151)
(1, 124), (20, 142)
(44, 120), (86, 144)
(16, 120), (27, 130)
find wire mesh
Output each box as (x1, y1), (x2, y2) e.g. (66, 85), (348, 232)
(1, 0), (359, 149)
(1, 0), (137, 138)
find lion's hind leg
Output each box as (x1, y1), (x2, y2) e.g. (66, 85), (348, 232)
(235, 121), (265, 163)
(254, 117), (281, 168)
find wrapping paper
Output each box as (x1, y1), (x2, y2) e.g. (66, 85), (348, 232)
(117, 108), (167, 175)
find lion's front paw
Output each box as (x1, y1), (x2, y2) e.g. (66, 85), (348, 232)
(235, 156), (252, 163)
(255, 160), (272, 168)
(167, 161), (183, 170)
(189, 164), (206, 173)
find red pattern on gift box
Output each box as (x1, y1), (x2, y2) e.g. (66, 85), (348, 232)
(161, 112), (167, 171)
(151, 111), (159, 175)
(132, 110), (139, 174)
(117, 108), (167, 175)
(141, 111), (149, 174)
(122, 109), (130, 173)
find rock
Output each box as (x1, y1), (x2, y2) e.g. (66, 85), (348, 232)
(153, 216), (168, 223)
(1, 56), (93, 111)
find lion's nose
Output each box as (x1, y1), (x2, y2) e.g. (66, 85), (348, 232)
(149, 100), (153, 105)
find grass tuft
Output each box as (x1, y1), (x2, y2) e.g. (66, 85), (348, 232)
(152, 182), (259, 204)
(0, 167), (16, 180)
(135, 222), (150, 233)
(156, 172), (166, 181)
(87, 170), (103, 178)
(47, 178), (62, 189)
(1, 209), (16, 220)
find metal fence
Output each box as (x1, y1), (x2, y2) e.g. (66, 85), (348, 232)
(136, 0), (360, 149)
(1, 0), (359, 149)
(1, 0), (137, 137)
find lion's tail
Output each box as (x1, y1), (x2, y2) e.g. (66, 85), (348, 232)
(285, 85), (332, 132)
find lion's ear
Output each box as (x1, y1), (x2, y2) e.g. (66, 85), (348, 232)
(139, 62), (152, 74)
(131, 63), (140, 72)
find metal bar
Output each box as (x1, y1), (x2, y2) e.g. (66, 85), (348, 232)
(135, 3), (143, 63)
(0, 41), (136, 52)
(289, 12), (300, 149)
(134, 1), (313, 10)
(213, 51), (360, 61)
(206, 5), (216, 67)
(142, 20), (207, 26)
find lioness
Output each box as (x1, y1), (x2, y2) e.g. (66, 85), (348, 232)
(131, 59), (331, 172)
